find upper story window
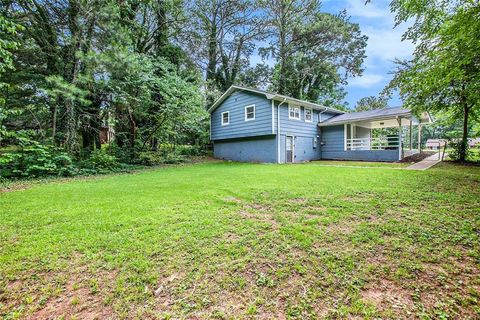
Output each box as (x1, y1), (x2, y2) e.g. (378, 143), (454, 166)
(245, 104), (255, 121)
(221, 111), (229, 126)
(289, 105), (301, 120)
(305, 108), (313, 122)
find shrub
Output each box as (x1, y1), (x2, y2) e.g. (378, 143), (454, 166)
(81, 150), (120, 173)
(176, 145), (206, 156)
(137, 151), (186, 165)
(448, 140), (470, 162)
(0, 138), (75, 178)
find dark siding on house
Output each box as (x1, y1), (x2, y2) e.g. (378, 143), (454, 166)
(211, 91), (273, 140)
(213, 136), (277, 163)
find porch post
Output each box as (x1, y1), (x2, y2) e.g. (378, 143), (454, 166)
(397, 117), (403, 160)
(409, 120), (413, 150)
(418, 123), (422, 152)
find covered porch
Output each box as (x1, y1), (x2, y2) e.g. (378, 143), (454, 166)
(319, 107), (432, 162)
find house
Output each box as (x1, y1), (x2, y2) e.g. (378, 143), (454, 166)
(209, 86), (432, 163)
(425, 139), (446, 150)
(468, 138), (480, 148)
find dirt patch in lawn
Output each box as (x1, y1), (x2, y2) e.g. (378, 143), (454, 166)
(3, 268), (117, 320)
(361, 279), (414, 312)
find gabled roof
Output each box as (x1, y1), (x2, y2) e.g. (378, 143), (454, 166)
(318, 107), (432, 127)
(208, 85), (345, 114)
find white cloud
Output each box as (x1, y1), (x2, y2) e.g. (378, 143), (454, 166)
(345, 0), (390, 19)
(363, 25), (414, 64)
(348, 74), (384, 88)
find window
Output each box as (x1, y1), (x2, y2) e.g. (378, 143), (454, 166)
(313, 137), (318, 149)
(305, 108), (313, 122)
(221, 111), (229, 125)
(245, 104), (255, 121)
(289, 105), (301, 120)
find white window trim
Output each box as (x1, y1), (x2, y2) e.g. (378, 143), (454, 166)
(288, 105), (301, 120)
(304, 108), (313, 123)
(221, 111), (230, 126)
(244, 104), (255, 121)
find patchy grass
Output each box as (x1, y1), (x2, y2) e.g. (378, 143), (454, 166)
(0, 161), (479, 319)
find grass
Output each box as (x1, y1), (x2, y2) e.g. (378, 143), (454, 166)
(0, 161), (479, 319)
(311, 160), (411, 168)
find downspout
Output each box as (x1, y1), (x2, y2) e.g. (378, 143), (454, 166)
(277, 98), (287, 163)
(318, 109), (328, 123)
(318, 109), (329, 159)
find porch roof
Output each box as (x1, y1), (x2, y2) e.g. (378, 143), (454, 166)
(318, 107), (432, 128)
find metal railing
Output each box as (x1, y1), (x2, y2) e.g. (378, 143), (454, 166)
(346, 137), (400, 151)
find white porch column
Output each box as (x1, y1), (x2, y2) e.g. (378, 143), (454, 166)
(418, 123), (422, 152)
(397, 117), (403, 160)
(409, 120), (413, 150)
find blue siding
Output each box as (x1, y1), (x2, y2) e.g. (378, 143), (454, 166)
(320, 125), (399, 162)
(321, 150), (400, 162)
(211, 91), (273, 140)
(275, 104), (338, 162)
(211, 90), (402, 163)
(213, 137), (277, 163)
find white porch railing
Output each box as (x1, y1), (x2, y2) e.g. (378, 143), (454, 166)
(346, 137), (400, 151)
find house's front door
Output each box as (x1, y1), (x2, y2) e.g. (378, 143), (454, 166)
(286, 136), (294, 163)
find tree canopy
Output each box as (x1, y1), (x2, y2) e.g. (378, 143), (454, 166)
(386, 0), (480, 161)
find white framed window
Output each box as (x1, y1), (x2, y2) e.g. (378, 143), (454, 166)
(221, 111), (230, 126)
(289, 105), (301, 120)
(244, 104), (255, 121)
(305, 108), (313, 122)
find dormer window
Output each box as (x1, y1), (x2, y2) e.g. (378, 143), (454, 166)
(289, 105), (300, 120)
(221, 111), (229, 125)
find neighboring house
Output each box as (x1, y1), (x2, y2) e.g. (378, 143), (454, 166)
(426, 139), (447, 150)
(468, 138), (480, 148)
(99, 125), (115, 144)
(209, 86), (432, 163)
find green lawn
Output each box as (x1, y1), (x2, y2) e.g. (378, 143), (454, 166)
(1, 162), (479, 319)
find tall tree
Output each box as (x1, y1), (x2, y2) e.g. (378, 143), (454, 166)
(260, 0), (320, 94)
(387, 0), (480, 161)
(355, 95), (388, 112)
(182, 0), (265, 103)
(261, 2), (367, 108)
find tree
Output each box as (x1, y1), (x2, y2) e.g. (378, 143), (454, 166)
(1, 0), (206, 163)
(355, 95), (388, 112)
(386, 0), (480, 162)
(261, 2), (367, 108)
(182, 0), (265, 104)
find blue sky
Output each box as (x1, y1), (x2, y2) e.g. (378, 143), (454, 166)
(322, 0), (414, 108)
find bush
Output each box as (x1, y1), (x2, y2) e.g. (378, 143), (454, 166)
(176, 145), (206, 156)
(137, 151), (186, 165)
(0, 138), (76, 178)
(448, 140), (470, 162)
(81, 150), (120, 173)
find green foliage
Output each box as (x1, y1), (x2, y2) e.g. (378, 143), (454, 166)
(81, 150), (119, 172)
(137, 151), (186, 165)
(0, 15), (23, 75)
(355, 96), (388, 112)
(447, 140), (470, 162)
(387, 0), (480, 161)
(0, 138), (75, 178)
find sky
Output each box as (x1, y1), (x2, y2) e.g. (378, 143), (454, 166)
(321, 0), (415, 108)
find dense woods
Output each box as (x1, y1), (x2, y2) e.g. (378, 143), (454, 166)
(0, 0), (479, 178)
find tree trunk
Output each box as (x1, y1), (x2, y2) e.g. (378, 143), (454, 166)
(460, 103), (469, 162)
